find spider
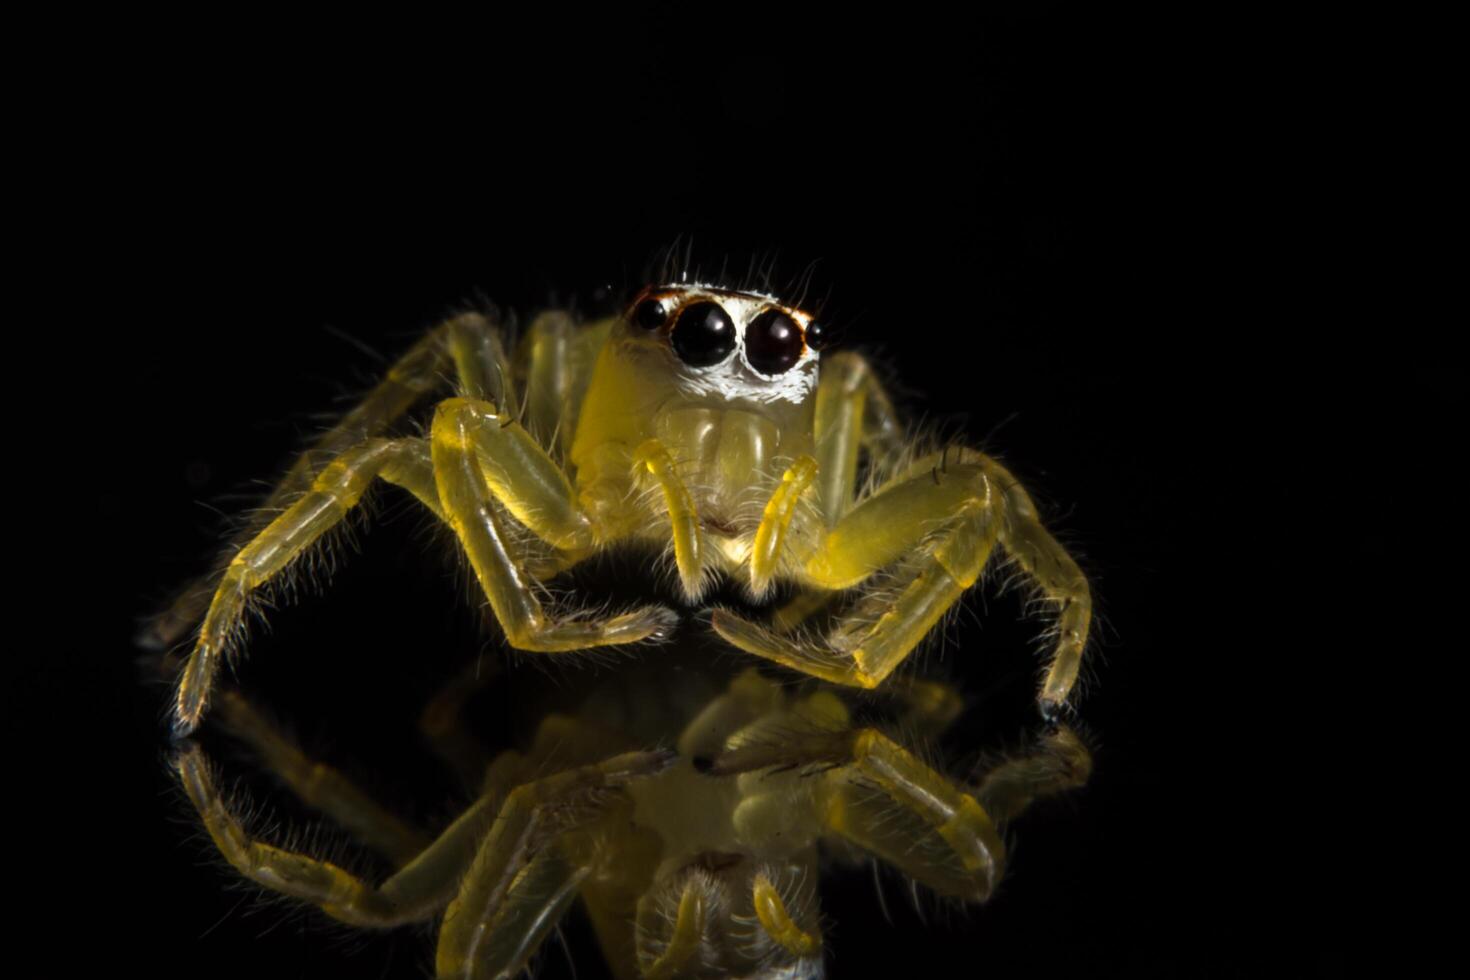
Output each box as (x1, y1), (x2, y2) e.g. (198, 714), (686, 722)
(174, 658), (1091, 979)
(149, 278), (1096, 977)
(160, 281), (1092, 736)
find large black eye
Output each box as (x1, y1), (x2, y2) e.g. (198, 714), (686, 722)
(745, 309), (804, 375)
(805, 319), (829, 350)
(633, 297), (669, 330)
(671, 301), (736, 367)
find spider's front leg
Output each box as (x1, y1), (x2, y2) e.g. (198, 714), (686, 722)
(173, 395), (673, 736)
(174, 437), (443, 733)
(142, 311), (513, 652)
(175, 742), (496, 928)
(431, 397), (677, 650)
(175, 739), (674, 980)
(713, 352), (1092, 719)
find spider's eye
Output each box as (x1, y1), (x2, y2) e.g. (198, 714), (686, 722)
(745, 309), (804, 375)
(633, 297), (669, 330)
(671, 301), (736, 367)
(805, 320), (829, 350)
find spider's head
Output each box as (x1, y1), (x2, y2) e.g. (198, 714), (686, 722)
(571, 283), (827, 470)
(618, 284), (829, 407)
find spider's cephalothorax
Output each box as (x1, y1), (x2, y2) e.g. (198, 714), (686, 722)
(149, 281), (1096, 978)
(160, 279), (1090, 736)
(570, 284), (828, 594)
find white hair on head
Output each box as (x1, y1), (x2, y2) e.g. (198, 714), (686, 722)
(648, 286), (821, 406)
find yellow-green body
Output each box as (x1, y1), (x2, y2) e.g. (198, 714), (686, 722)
(181, 647), (1089, 979)
(572, 321), (816, 574)
(154, 284), (1097, 978)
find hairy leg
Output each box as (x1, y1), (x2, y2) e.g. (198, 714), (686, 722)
(516, 312), (613, 460)
(710, 470), (998, 690)
(174, 438), (440, 733)
(213, 689), (431, 866)
(713, 723), (1089, 903)
(432, 397), (676, 650)
(142, 311), (512, 651)
(175, 743), (495, 927)
(174, 389), (675, 735)
(973, 725), (1092, 824)
(711, 725), (999, 900)
(811, 350), (903, 524)
(716, 448), (1091, 718)
(436, 748), (675, 979)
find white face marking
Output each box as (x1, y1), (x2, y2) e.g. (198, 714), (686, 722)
(629, 286), (820, 406)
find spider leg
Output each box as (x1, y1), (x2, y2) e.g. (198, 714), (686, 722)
(876, 450), (1092, 716)
(708, 726), (998, 900)
(436, 748), (676, 980)
(142, 312), (513, 652)
(175, 438), (441, 734)
(710, 469), (998, 690)
(432, 397), (677, 650)
(478, 712), (635, 804)
(675, 667), (784, 763)
(709, 725), (1088, 903)
(812, 351), (904, 523)
(175, 743), (497, 927)
(820, 726), (1088, 901)
(175, 390), (675, 736)
(972, 724), (1092, 825)
(211, 689), (432, 866)
(141, 638), (432, 864)
(714, 449), (1091, 718)
(517, 312), (613, 460)
(978, 454), (1093, 716)
(749, 350), (901, 630)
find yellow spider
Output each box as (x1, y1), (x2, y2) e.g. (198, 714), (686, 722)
(164, 282), (1091, 734)
(151, 279), (1095, 978)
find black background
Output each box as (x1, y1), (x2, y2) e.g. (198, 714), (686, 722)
(18, 6), (1429, 978)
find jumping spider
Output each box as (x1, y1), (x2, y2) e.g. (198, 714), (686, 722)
(149, 280), (1095, 979)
